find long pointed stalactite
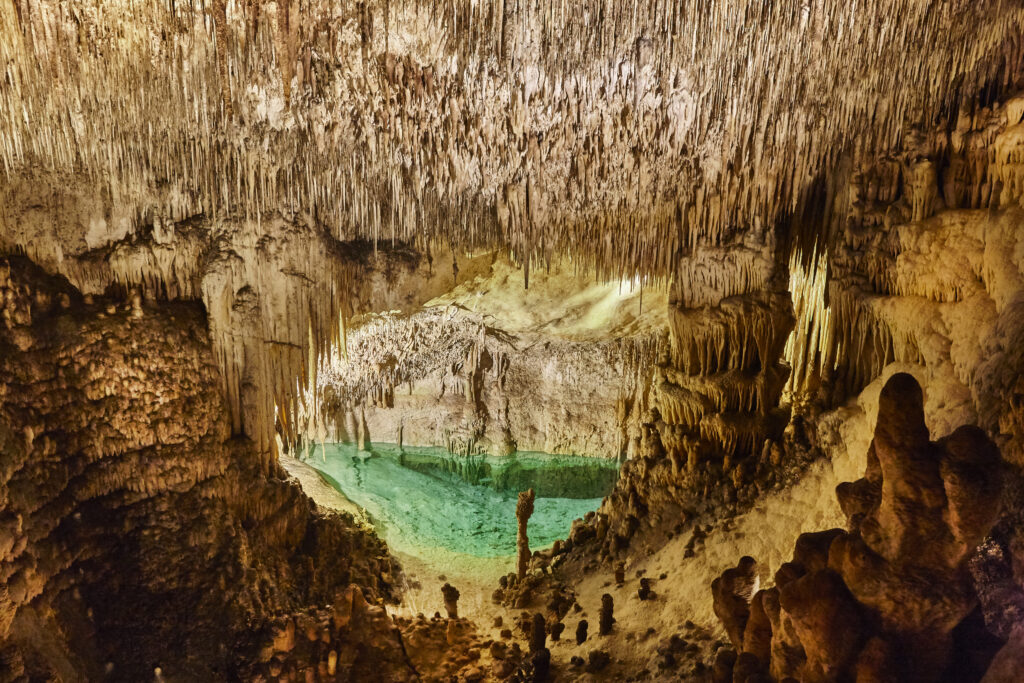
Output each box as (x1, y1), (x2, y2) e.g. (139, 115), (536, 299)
(3, 0), (1024, 453)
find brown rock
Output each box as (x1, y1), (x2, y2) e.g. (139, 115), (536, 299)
(712, 556), (759, 649)
(441, 583), (460, 619)
(778, 569), (864, 681)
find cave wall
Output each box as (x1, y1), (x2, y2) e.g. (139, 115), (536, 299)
(821, 98), (1024, 465)
(0, 189), (486, 467)
(0, 257), (407, 681)
(564, 92), (1024, 572)
(308, 306), (659, 460)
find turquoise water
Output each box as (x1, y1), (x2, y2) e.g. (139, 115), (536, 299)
(308, 443), (617, 559)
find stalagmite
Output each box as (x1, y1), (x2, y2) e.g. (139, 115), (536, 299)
(576, 620), (589, 645)
(529, 613), (546, 653)
(712, 374), (1005, 683)
(442, 583), (460, 619)
(599, 594), (614, 636)
(517, 488), (535, 580)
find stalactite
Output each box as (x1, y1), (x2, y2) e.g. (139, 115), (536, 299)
(3, 0), (1023, 286)
(2, 0), (1024, 473)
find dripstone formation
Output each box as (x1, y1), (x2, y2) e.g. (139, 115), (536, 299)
(712, 374), (1004, 682)
(517, 488), (536, 580)
(0, 259), (404, 681)
(3, 0), (1024, 681)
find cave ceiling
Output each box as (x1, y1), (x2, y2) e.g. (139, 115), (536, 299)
(3, 0), (1024, 457)
(2, 0), (1023, 278)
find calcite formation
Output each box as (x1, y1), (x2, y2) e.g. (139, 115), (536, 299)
(442, 582), (461, 619)
(0, 258), (403, 680)
(2, 0), (1024, 680)
(517, 488), (536, 580)
(712, 374), (1004, 683)
(252, 585), (417, 682)
(3, 0), (1024, 460)
(308, 302), (658, 460)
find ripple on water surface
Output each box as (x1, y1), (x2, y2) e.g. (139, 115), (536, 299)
(309, 443), (618, 561)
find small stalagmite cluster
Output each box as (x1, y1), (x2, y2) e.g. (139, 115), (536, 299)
(711, 374), (1005, 682)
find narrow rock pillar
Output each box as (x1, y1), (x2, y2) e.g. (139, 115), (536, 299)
(442, 583), (460, 619)
(517, 488), (536, 579)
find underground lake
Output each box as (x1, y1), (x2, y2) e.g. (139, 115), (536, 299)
(305, 443), (619, 562)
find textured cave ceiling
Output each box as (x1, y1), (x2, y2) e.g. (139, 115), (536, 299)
(2, 0), (1024, 457)
(4, 2), (1024, 681)
(2, 0), (1023, 273)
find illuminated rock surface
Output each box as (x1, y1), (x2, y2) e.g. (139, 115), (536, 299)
(2, 1), (1024, 681)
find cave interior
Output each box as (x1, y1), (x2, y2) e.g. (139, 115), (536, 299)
(2, 1), (1024, 681)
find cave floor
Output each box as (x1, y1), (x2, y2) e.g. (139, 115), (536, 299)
(281, 449), (608, 621)
(283, 438), (862, 679)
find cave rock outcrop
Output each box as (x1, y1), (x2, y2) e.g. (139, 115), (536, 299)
(713, 373), (1004, 683)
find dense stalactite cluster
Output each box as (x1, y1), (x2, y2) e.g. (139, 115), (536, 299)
(4, 0), (1024, 278)
(562, 229), (802, 559)
(11, 216), (456, 465)
(301, 303), (661, 459)
(815, 96), (1024, 464)
(3, 0), (1024, 460)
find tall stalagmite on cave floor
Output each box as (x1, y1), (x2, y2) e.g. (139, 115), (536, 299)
(712, 373), (1004, 682)
(2, 0), (1024, 681)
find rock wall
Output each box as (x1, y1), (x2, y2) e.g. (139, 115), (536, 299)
(819, 98), (1024, 465)
(309, 307), (659, 459)
(1, 187), (485, 468)
(556, 226), (809, 560)
(0, 257), (407, 681)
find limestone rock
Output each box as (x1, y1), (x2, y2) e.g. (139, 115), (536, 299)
(712, 374), (1005, 683)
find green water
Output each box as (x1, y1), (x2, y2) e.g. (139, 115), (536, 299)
(308, 443), (618, 559)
